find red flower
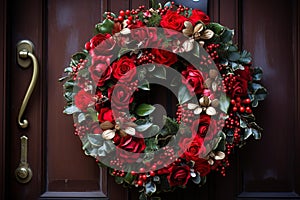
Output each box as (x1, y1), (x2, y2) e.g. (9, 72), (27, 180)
(110, 84), (134, 111)
(151, 49), (178, 66)
(92, 35), (117, 56)
(128, 20), (145, 29)
(179, 135), (206, 161)
(181, 66), (205, 94)
(97, 107), (114, 123)
(85, 33), (111, 50)
(74, 90), (94, 111)
(193, 158), (211, 176)
(131, 26), (158, 47)
(160, 10), (187, 31)
(111, 56), (136, 81)
(191, 115), (211, 137)
(167, 165), (191, 187)
(89, 54), (112, 86)
(189, 9), (210, 25)
(114, 134), (146, 163)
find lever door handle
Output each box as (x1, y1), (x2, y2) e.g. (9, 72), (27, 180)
(16, 40), (39, 129)
(15, 136), (32, 183)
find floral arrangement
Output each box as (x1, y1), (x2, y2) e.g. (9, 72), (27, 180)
(60, 1), (267, 199)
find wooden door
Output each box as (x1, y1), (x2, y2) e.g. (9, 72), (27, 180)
(1, 0), (299, 200)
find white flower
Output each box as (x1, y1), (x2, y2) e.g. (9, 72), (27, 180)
(187, 96), (217, 116)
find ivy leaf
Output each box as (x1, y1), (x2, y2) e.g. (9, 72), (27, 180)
(136, 104), (156, 116)
(219, 94), (230, 113)
(95, 19), (114, 34)
(63, 105), (80, 114)
(178, 85), (193, 104)
(152, 66), (167, 79)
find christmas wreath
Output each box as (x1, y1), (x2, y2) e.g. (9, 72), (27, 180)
(60, 1), (267, 199)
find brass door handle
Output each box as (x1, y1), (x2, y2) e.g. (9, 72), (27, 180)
(16, 40), (39, 129)
(15, 136), (32, 183)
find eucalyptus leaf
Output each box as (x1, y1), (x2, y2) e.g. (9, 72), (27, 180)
(136, 104), (156, 116)
(252, 67), (263, 81)
(138, 79), (150, 91)
(63, 105), (80, 114)
(87, 134), (103, 146)
(145, 181), (157, 195)
(78, 113), (86, 123)
(152, 66), (167, 79)
(192, 172), (201, 184)
(219, 93), (230, 113)
(252, 128), (261, 140)
(228, 52), (240, 62)
(178, 85), (193, 104)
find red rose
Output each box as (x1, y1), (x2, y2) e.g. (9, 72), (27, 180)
(182, 66), (205, 94)
(114, 134), (146, 163)
(89, 56), (112, 87)
(97, 107), (114, 123)
(110, 84), (134, 111)
(179, 135), (206, 161)
(193, 158), (211, 176)
(167, 165), (191, 187)
(189, 9), (210, 25)
(92, 35), (117, 56)
(151, 49), (178, 66)
(191, 115), (211, 137)
(74, 90), (94, 111)
(128, 20), (145, 29)
(130, 26), (158, 47)
(111, 56), (136, 81)
(227, 66), (252, 98)
(160, 10), (187, 31)
(85, 33), (111, 50)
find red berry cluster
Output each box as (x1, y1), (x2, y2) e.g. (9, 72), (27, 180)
(199, 55), (213, 66)
(123, 79), (139, 93)
(134, 51), (155, 65)
(109, 158), (124, 169)
(230, 97), (252, 114)
(74, 123), (87, 137)
(176, 104), (194, 124)
(157, 2), (189, 17)
(131, 167), (156, 187)
(72, 59), (87, 80)
(205, 43), (220, 61)
(112, 169), (126, 177)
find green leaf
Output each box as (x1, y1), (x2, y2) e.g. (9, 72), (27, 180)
(114, 176), (124, 184)
(145, 181), (157, 195)
(207, 23), (224, 35)
(136, 104), (156, 116)
(220, 29), (234, 43)
(135, 123), (153, 132)
(178, 85), (193, 104)
(254, 87), (267, 101)
(144, 125), (160, 137)
(152, 66), (167, 79)
(228, 52), (240, 62)
(192, 172), (201, 184)
(95, 19), (114, 34)
(219, 94), (230, 113)
(138, 79), (150, 91)
(63, 105), (80, 114)
(139, 193), (147, 200)
(151, 0), (160, 9)
(78, 113), (86, 123)
(124, 172), (135, 184)
(87, 134), (103, 146)
(87, 107), (98, 121)
(252, 67), (263, 81)
(72, 52), (86, 62)
(63, 80), (75, 89)
(239, 50), (252, 64)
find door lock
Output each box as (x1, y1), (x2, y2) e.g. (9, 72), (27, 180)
(15, 136), (32, 183)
